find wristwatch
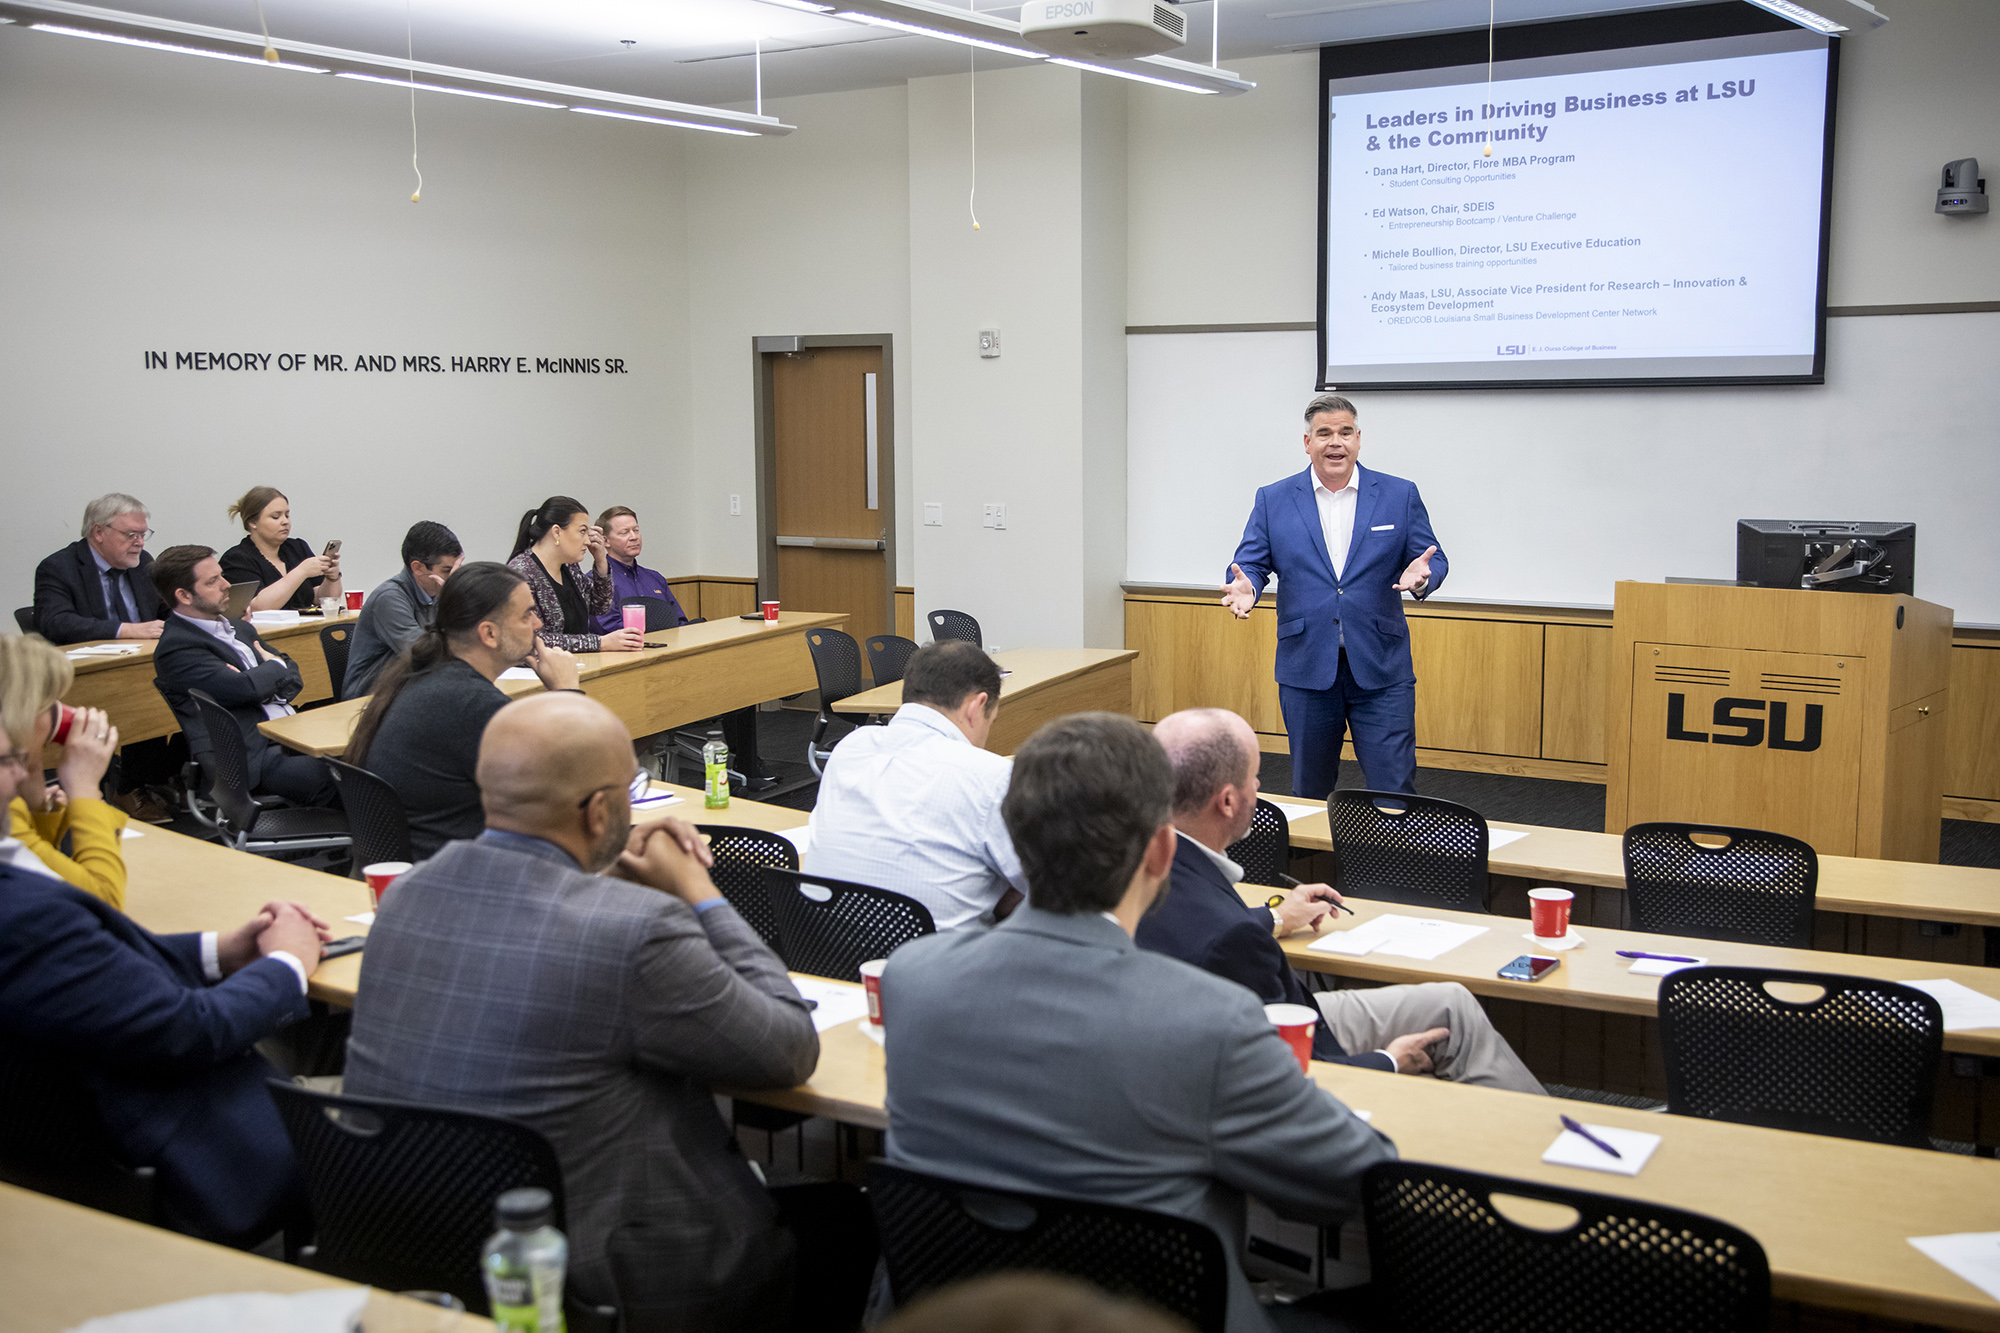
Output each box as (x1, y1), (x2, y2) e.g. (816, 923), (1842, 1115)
(1266, 894), (1287, 938)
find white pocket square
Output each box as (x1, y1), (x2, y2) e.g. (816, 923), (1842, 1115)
(1370, 524), (1395, 531)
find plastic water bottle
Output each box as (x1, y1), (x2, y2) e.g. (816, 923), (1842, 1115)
(482, 1187), (568, 1333)
(703, 727), (730, 809)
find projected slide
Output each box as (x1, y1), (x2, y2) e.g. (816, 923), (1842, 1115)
(1320, 30), (1833, 388)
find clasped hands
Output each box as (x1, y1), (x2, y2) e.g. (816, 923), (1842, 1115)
(612, 815), (721, 907)
(216, 900), (334, 978)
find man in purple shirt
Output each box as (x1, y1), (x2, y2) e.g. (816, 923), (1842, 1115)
(590, 507), (688, 635)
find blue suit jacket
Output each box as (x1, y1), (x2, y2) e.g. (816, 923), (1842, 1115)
(32, 540), (164, 645)
(153, 614), (304, 788)
(1136, 837), (1393, 1070)
(0, 863), (308, 1243)
(1229, 465), (1446, 693)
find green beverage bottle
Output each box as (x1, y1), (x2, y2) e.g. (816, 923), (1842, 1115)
(482, 1187), (567, 1333)
(703, 727), (730, 809)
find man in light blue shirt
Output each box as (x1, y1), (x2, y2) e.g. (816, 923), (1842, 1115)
(805, 641), (1026, 930)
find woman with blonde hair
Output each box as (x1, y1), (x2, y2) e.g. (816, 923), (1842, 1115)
(0, 634), (127, 907)
(220, 485), (344, 614)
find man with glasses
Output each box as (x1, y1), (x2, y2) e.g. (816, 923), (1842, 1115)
(1221, 394), (1447, 798)
(33, 493), (166, 643)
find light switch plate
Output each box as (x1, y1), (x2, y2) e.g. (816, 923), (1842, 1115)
(728, 494), (741, 516)
(978, 328), (1001, 358)
(923, 503), (943, 527)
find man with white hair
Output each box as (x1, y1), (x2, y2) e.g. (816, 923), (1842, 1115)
(33, 493), (166, 643)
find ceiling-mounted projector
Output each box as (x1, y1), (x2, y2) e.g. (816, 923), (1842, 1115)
(1018, 0), (1187, 59)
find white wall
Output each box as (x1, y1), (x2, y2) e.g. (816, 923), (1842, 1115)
(0, 25), (692, 611)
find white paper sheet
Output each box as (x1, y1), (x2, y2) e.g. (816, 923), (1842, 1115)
(1626, 955), (1707, 977)
(1267, 800), (1324, 824)
(1306, 913), (1488, 962)
(119, 827), (144, 839)
(1903, 979), (2000, 1032)
(632, 791), (684, 812)
(789, 975), (872, 1032)
(1909, 1232), (2000, 1304)
(66, 1287), (368, 1333)
(496, 666), (539, 681)
(344, 912), (375, 926)
(1523, 929), (1587, 952)
(1487, 828), (1531, 851)
(860, 1018), (886, 1046)
(65, 644), (142, 659)
(1541, 1123), (1661, 1177)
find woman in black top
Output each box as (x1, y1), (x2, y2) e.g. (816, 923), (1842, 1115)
(220, 485), (344, 613)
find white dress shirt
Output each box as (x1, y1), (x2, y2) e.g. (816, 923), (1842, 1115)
(174, 612), (296, 723)
(1311, 465), (1361, 581)
(198, 932), (309, 992)
(805, 703), (1027, 931)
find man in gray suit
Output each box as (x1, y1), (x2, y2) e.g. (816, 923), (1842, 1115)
(882, 713), (1396, 1333)
(344, 692), (874, 1330)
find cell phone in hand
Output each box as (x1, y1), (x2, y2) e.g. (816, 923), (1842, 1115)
(322, 539), (342, 558)
(321, 935), (365, 960)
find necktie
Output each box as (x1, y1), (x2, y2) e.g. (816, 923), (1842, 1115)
(105, 566), (135, 623)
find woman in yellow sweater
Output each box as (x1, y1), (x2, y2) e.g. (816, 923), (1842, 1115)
(1, 634), (128, 909)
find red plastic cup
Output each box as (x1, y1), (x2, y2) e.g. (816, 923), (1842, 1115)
(859, 958), (887, 1025)
(345, 591), (363, 611)
(363, 861), (412, 908)
(1264, 1002), (1318, 1074)
(622, 605), (646, 637)
(49, 702), (77, 745)
(761, 600), (780, 622)
(1529, 887), (1574, 939)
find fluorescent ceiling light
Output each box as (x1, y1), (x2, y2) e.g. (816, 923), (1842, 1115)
(334, 70), (563, 108)
(29, 22), (327, 71)
(1049, 56), (1219, 92)
(759, 0), (837, 11)
(1737, 0), (1846, 33)
(572, 105), (760, 136)
(833, 11), (1048, 59)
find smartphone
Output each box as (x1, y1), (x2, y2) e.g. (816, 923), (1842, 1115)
(738, 612), (767, 621)
(1498, 955), (1561, 982)
(322, 935), (365, 960)
(322, 539), (342, 558)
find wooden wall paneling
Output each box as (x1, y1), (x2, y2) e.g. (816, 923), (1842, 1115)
(1542, 623), (1610, 763)
(699, 581), (758, 619)
(1124, 598), (1281, 732)
(1407, 617), (1543, 757)
(667, 580), (701, 620)
(1945, 645), (2000, 800)
(895, 588), (914, 640)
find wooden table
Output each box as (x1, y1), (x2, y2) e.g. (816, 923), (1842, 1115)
(256, 611), (845, 759)
(0, 1182), (492, 1332)
(721, 978), (2000, 1332)
(837, 647), (1139, 754)
(59, 612), (359, 746)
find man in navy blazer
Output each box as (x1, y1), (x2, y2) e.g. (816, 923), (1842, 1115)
(32, 493), (166, 644)
(1136, 709), (1543, 1094)
(150, 544), (336, 808)
(0, 722), (329, 1245)
(1223, 394), (1444, 797)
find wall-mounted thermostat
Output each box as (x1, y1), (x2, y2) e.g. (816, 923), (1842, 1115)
(979, 329), (1001, 358)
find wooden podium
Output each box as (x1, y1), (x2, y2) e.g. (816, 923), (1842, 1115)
(1605, 582), (1953, 862)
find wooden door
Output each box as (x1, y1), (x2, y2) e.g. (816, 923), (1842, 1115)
(771, 347), (891, 668)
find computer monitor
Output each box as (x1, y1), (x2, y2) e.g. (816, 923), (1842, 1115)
(1735, 520), (1915, 596)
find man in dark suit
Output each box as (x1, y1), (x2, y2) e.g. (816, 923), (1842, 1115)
(149, 544), (336, 808)
(0, 716), (329, 1244)
(1139, 708), (1543, 1093)
(1222, 394), (1445, 798)
(32, 493), (166, 644)
(884, 713), (1397, 1333)
(344, 691), (874, 1329)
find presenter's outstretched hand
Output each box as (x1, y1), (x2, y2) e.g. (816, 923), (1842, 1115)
(1392, 545), (1438, 594)
(1220, 564), (1257, 619)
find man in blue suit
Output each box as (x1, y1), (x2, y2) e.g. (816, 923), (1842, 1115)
(1223, 393), (1444, 798)
(0, 719), (330, 1245)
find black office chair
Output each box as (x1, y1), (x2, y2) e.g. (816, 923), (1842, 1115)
(322, 757), (413, 869)
(1623, 823), (1818, 949)
(926, 609), (982, 647)
(12, 606), (34, 635)
(0, 1035), (157, 1225)
(621, 595), (683, 633)
(764, 868), (935, 982)
(182, 689), (351, 856)
(1226, 797), (1293, 889)
(804, 627), (878, 776)
(1359, 1162), (1769, 1333)
(704, 825), (798, 951)
(1658, 965), (1942, 1147)
(317, 624), (353, 702)
(268, 1083), (614, 1331)
(1327, 789), (1490, 912)
(865, 633), (920, 687)
(869, 1162), (1229, 1333)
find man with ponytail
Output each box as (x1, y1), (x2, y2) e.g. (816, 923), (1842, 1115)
(348, 562), (580, 860)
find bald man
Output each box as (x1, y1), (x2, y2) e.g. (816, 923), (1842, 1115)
(343, 693), (876, 1328)
(1136, 708), (1543, 1093)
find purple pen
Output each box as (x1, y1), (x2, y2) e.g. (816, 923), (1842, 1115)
(1616, 950), (1702, 964)
(1560, 1115), (1623, 1159)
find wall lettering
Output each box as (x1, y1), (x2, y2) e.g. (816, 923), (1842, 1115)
(142, 350), (629, 375)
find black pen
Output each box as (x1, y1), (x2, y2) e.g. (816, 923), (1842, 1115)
(1559, 1114), (1623, 1159)
(1277, 874), (1355, 915)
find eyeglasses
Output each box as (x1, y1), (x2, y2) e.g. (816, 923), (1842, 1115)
(101, 525), (154, 543)
(576, 769), (650, 811)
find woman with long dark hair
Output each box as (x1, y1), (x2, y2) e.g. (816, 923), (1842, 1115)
(505, 496), (641, 655)
(348, 561), (581, 859)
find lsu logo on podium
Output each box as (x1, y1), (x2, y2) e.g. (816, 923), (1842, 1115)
(1664, 693), (1823, 752)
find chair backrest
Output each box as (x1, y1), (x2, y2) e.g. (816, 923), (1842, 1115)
(0, 1035), (157, 1224)
(1327, 789), (1490, 912)
(926, 609), (982, 647)
(763, 868), (935, 981)
(322, 757), (414, 868)
(864, 634), (920, 688)
(185, 689), (262, 831)
(268, 1082), (567, 1314)
(1657, 965), (1942, 1146)
(318, 624), (353, 701)
(1363, 1161), (1769, 1333)
(1622, 823), (1818, 949)
(702, 825), (799, 950)
(12, 606), (33, 635)
(621, 595), (681, 633)
(806, 628), (866, 715)
(1225, 798), (1292, 889)
(869, 1162), (1230, 1333)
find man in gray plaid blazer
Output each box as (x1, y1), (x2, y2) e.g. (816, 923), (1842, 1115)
(345, 693), (873, 1329)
